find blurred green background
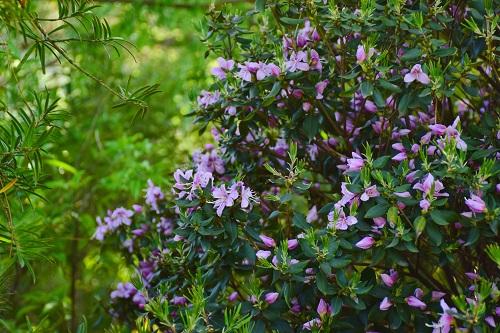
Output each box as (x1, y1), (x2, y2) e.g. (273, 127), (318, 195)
(0, 0), (248, 331)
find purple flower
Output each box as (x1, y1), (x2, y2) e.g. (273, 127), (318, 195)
(356, 45), (367, 63)
(228, 291), (238, 302)
(256, 250), (272, 259)
(404, 64), (430, 85)
(420, 199), (431, 212)
(356, 236), (375, 249)
(197, 90), (221, 107)
(360, 185), (380, 201)
(197, 150), (225, 175)
(373, 217), (386, 228)
(226, 106), (237, 116)
(429, 124), (447, 135)
(380, 297), (393, 311)
(430, 299), (455, 333)
(328, 207), (357, 230)
(315, 80), (328, 99)
(310, 49), (322, 71)
(287, 239), (299, 250)
(413, 173), (448, 198)
(303, 318), (322, 330)
(381, 269), (398, 287)
(240, 183), (256, 209)
(132, 292), (146, 309)
(285, 51), (310, 72)
(485, 316), (496, 328)
(465, 194), (486, 213)
(107, 207), (134, 229)
(110, 282), (136, 299)
(406, 296), (427, 310)
(145, 179), (164, 213)
(264, 292), (279, 304)
(211, 57), (235, 80)
(317, 298), (331, 316)
(157, 217), (173, 236)
(306, 205), (318, 223)
(132, 204), (143, 213)
(172, 296), (187, 306)
(212, 184), (239, 216)
(345, 152), (365, 172)
(259, 234), (276, 248)
(93, 217), (108, 241)
(237, 62), (260, 82)
(431, 291), (446, 301)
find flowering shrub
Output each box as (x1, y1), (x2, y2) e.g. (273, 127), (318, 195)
(97, 1), (499, 332)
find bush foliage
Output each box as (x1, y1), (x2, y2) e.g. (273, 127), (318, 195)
(97, 0), (500, 332)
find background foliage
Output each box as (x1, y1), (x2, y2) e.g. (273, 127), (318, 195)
(0, 0), (243, 331)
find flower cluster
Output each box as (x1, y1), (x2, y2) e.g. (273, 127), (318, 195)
(97, 1), (499, 332)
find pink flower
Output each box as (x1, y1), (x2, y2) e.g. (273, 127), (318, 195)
(431, 291), (446, 301)
(211, 57), (235, 80)
(317, 298), (332, 316)
(419, 199), (430, 212)
(328, 207), (357, 230)
(373, 217), (386, 228)
(380, 297), (393, 311)
(485, 316), (496, 328)
(404, 64), (430, 84)
(306, 205), (318, 223)
(465, 194), (486, 213)
(413, 173), (448, 197)
(380, 269), (398, 287)
(356, 45), (375, 64)
(240, 184), (256, 209)
(310, 49), (322, 71)
(430, 299), (455, 333)
(212, 184), (239, 216)
(197, 90), (221, 107)
(356, 45), (367, 63)
(356, 236), (375, 249)
(394, 191), (411, 198)
(361, 185), (380, 201)
(228, 291), (238, 302)
(406, 296), (426, 310)
(256, 250), (272, 259)
(345, 152), (365, 172)
(264, 292), (279, 304)
(429, 124), (447, 136)
(287, 239), (299, 250)
(303, 318), (322, 330)
(259, 234), (276, 248)
(285, 51), (310, 72)
(315, 80), (329, 99)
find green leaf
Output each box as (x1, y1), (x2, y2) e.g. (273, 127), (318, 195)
(433, 47), (457, 57)
(373, 156), (390, 168)
(316, 271), (335, 295)
(430, 210), (457, 226)
(386, 207), (399, 225)
(330, 297), (342, 315)
(255, 0), (266, 12)
(280, 17), (305, 25)
(292, 213), (311, 230)
(330, 257), (351, 268)
(401, 48), (422, 61)
(426, 222), (442, 246)
(360, 81), (373, 97)
(379, 79), (401, 93)
(398, 93), (411, 115)
(414, 216), (426, 239)
(364, 203), (390, 218)
(303, 115), (320, 139)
